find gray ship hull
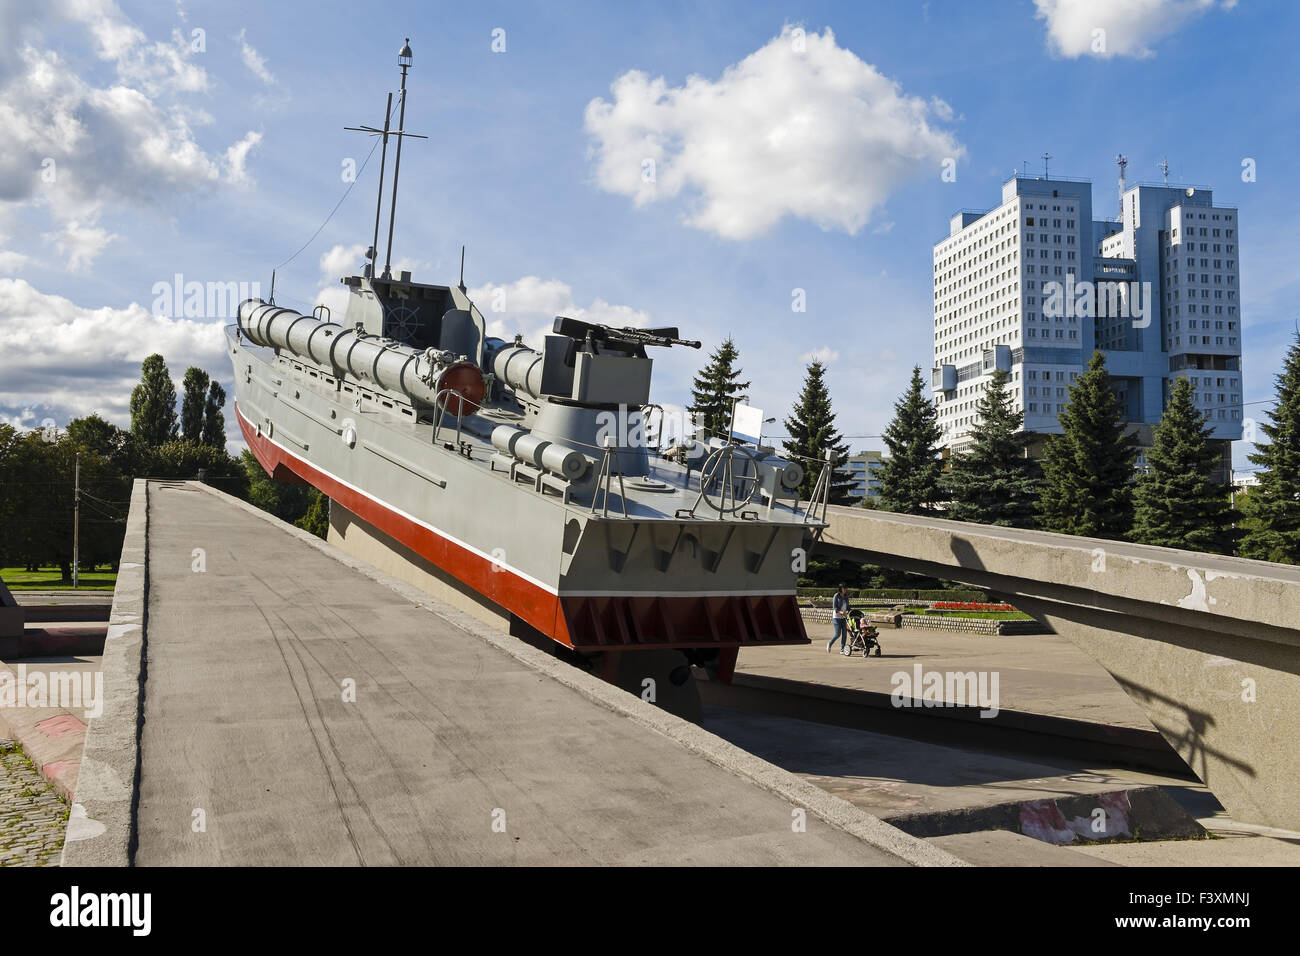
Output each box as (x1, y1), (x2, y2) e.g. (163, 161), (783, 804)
(229, 327), (811, 672)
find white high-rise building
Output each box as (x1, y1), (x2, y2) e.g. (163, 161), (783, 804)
(932, 173), (1242, 477)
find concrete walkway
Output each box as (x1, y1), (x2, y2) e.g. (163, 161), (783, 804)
(0, 654), (101, 800)
(739, 626), (1154, 730)
(129, 483), (932, 866)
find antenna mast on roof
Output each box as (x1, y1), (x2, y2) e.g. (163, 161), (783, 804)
(1116, 154), (1128, 221)
(1158, 157), (1171, 187)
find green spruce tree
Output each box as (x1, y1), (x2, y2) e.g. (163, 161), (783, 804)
(1131, 376), (1240, 554)
(202, 380), (227, 449)
(180, 367), (210, 442)
(1240, 331), (1300, 563)
(1036, 351), (1138, 538)
(688, 338), (750, 442)
(877, 366), (944, 514)
(942, 368), (1039, 527)
(130, 354), (178, 447)
(781, 361), (854, 502)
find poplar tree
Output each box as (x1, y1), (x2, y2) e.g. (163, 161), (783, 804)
(180, 367), (210, 443)
(942, 368), (1039, 527)
(1036, 351), (1137, 538)
(202, 381), (227, 449)
(781, 361), (854, 502)
(129, 354), (178, 447)
(688, 338), (750, 442)
(1131, 376), (1240, 554)
(877, 366), (944, 514)
(1240, 331), (1300, 564)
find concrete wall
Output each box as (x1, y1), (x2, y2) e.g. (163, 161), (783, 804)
(327, 499), (511, 634)
(818, 504), (1300, 831)
(0, 578), (22, 640)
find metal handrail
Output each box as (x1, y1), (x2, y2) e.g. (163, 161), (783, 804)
(433, 387), (482, 447)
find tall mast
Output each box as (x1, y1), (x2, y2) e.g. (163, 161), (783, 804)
(369, 92), (393, 276)
(345, 38), (425, 281)
(384, 39), (414, 279)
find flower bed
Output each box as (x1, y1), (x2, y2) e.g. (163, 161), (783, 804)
(931, 601), (1016, 612)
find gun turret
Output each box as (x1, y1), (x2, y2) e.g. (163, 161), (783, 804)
(552, 316), (701, 353)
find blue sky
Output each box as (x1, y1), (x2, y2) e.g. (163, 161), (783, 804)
(1, 0), (1295, 471)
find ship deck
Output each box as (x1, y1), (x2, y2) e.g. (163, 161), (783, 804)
(230, 328), (820, 526)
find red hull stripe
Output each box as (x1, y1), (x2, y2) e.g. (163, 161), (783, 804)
(237, 402), (567, 643)
(234, 401), (808, 650)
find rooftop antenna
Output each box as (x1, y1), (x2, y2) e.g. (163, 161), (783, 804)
(345, 38), (427, 282)
(1116, 153), (1128, 221)
(1041, 152), (1051, 179)
(458, 245), (467, 293)
(1021, 159), (1028, 178)
(1158, 156), (1170, 186)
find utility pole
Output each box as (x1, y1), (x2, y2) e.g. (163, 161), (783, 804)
(72, 452), (80, 590)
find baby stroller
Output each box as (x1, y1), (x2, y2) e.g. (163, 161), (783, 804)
(844, 610), (883, 657)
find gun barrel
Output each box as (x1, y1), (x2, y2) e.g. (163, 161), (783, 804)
(614, 327), (702, 349)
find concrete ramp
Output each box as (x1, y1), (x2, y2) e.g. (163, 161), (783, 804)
(66, 481), (958, 867)
(819, 504), (1300, 831)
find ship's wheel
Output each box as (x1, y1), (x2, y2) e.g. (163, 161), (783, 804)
(696, 444), (760, 515)
(384, 304), (420, 343)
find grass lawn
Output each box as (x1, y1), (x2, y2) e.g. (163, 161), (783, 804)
(0, 567), (118, 591)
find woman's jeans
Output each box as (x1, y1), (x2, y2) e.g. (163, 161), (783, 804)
(828, 617), (848, 651)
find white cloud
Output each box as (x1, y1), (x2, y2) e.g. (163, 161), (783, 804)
(237, 28), (276, 85)
(0, 277), (227, 427)
(467, 276), (652, 346)
(0, 1), (258, 269)
(308, 243), (369, 317)
(799, 346), (839, 365)
(0, 249), (30, 272)
(224, 130), (263, 186)
(1034, 0), (1229, 59)
(44, 220), (118, 272)
(320, 243), (368, 277)
(583, 25), (962, 240)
